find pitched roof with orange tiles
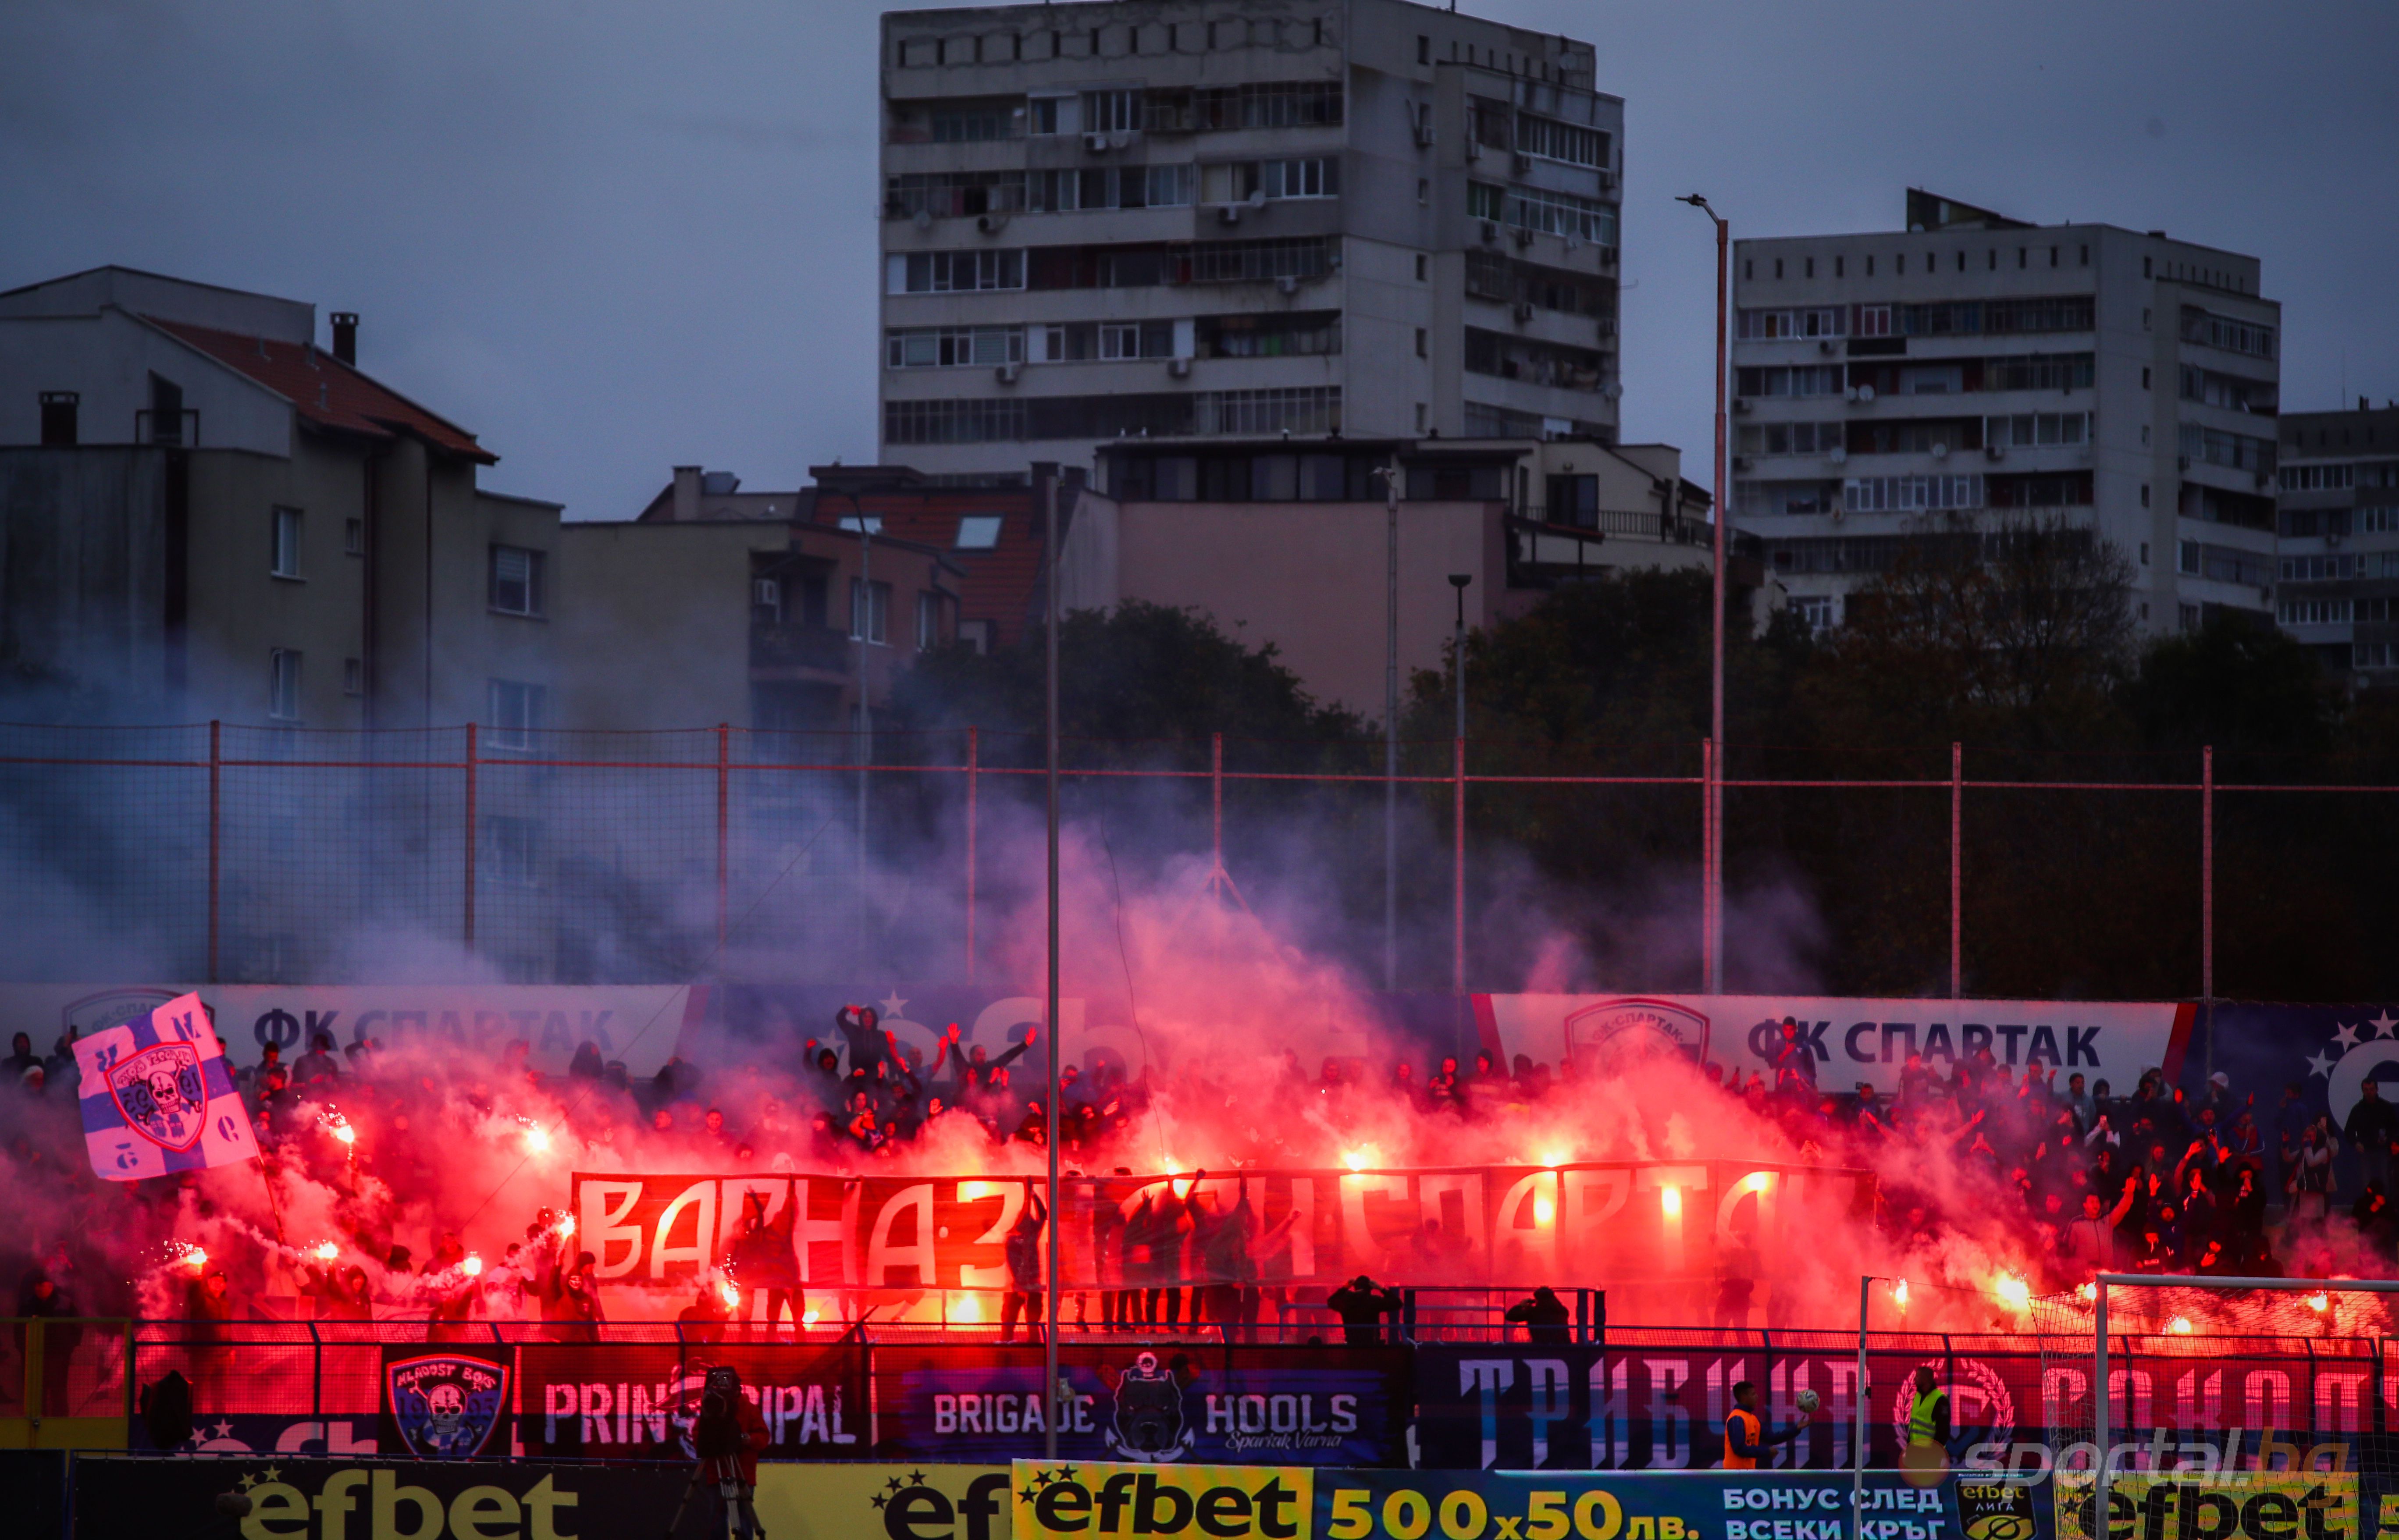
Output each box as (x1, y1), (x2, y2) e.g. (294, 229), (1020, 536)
(147, 318), (495, 463)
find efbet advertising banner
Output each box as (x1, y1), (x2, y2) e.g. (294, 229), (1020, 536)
(1014, 1460), (1317, 1540)
(1008, 1467), (1985, 1540)
(2053, 1472), (2356, 1540)
(876, 1343), (1410, 1466)
(1479, 994), (2191, 1098)
(753, 1464), (1014, 1540)
(518, 1340), (866, 1460)
(71, 1455), (682, 1539)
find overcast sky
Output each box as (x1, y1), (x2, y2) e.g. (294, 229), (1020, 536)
(5, 0), (2395, 519)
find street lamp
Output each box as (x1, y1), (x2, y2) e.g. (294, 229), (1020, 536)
(837, 489), (875, 967)
(1448, 573), (1471, 1012)
(1677, 193), (1729, 996)
(1448, 574), (1471, 742)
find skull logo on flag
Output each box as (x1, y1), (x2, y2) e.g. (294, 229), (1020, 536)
(107, 1043), (208, 1151)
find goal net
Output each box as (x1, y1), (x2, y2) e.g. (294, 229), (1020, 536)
(2031, 1275), (2399, 1540)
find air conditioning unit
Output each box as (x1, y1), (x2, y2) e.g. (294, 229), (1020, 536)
(995, 363), (1020, 384)
(1732, 397), (1752, 414)
(1465, 138), (1483, 160)
(1733, 455), (1753, 472)
(975, 213), (1007, 235)
(1985, 443), (2007, 461)
(1598, 171), (1616, 192)
(1512, 227), (1535, 249)
(2178, 454), (2192, 471)
(1167, 357), (1192, 378)
(1829, 446), (1848, 465)
(1218, 204), (1242, 224)
(753, 579), (781, 608)
(1511, 151), (1532, 174)
(1479, 221), (1499, 245)
(1276, 275), (1300, 295)
(1513, 301), (1534, 323)
(1599, 247), (1617, 267)
(1413, 118), (1435, 148)
(2254, 471), (2274, 490)
(1819, 340), (1837, 356)
(1084, 132), (1111, 152)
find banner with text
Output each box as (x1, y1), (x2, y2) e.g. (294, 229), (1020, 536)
(1480, 995), (2192, 1097)
(754, 1464), (1015, 1540)
(878, 1344), (1410, 1466)
(516, 1340), (868, 1461)
(570, 1162), (1872, 1301)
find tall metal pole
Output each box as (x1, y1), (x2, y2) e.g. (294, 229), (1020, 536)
(965, 725), (979, 982)
(2094, 1279), (2111, 1535)
(1377, 457), (1401, 993)
(1951, 741), (1963, 1002)
(1451, 575), (1470, 1010)
(855, 497), (873, 964)
(1853, 1275), (1869, 1519)
(1680, 195), (1729, 995)
(1043, 469), (1063, 1460)
(2202, 744), (2215, 1078)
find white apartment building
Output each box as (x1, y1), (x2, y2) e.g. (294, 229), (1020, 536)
(2274, 403), (2399, 682)
(1730, 191), (2281, 634)
(878, 0), (1623, 480)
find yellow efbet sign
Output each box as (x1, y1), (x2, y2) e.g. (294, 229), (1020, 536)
(1012, 1459), (1315, 1540)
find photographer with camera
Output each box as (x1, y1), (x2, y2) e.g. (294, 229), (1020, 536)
(669, 1363), (770, 1540)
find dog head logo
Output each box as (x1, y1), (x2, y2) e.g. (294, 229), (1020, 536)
(1103, 1350), (1194, 1462)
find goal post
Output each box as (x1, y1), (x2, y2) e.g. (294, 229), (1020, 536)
(2083, 1272), (2399, 1540)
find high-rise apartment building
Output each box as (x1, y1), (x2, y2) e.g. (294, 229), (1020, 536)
(878, 0), (1623, 480)
(1730, 191), (2281, 634)
(2274, 402), (2399, 681)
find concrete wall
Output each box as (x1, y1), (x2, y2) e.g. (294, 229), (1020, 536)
(0, 310), (293, 455)
(555, 523), (766, 732)
(0, 447), (170, 712)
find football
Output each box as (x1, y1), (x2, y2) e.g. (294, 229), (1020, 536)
(1795, 1388), (1822, 1415)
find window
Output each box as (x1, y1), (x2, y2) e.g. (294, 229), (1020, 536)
(38, 391), (77, 446)
(1146, 164), (1193, 206)
(344, 517), (363, 555)
(1083, 89), (1139, 133)
(2278, 598), (2353, 626)
(884, 171), (1028, 220)
(959, 619), (995, 655)
(1983, 413), (2091, 448)
(487, 679), (547, 749)
(884, 398), (1028, 444)
(887, 326), (1025, 369)
(488, 545), (547, 616)
(835, 514), (884, 535)
(1841, 475), (1984, 513)
(1516, 114), (1609, 168)
(930, 102), (1015, 142)
(1982, 354), (2096, 392)
(269, 650), (302, 721)
(1259, 157), (1338, 199)
(342, 658), (363, 695)
(1738, 421), (1842, 455)
(1737, 481), (1840, 516)
(889, 249), (1024, 293)
(1416, 253), (1428, 281)
(850, 578), (891, 644)
(1418, 34), (1430, 65)
(2280, 555), (2362, 582)
(1195, 386), (1341, 435)
(1099, 320), (1175, 359)
(2179, 424), (2275, 474)
(2363, 508), (2399, 535)
(915, 590), (945, 650)
(1896, 296), (2095, 336)
(2179, 307), (2274, 358)
(1029, 94), (1076, 135)
(271, 507), (303, 578)
(1468, 181), (1617, 245)
(1415, 327), (1427, 359)
(1793, 595), (1837, 633)
(1733, 365), (1841, 398)
(1546, 474), (1598, 527)
(1853, 305), (1891, 338)
(1737, 308), (1844, 340)
(2279, 464), (2355, 492)
(954, 515), (1004, 549)
(1417, 178), (1429, 206)
(480, 816), (541, 888)
(2179, 366), (2272, 413)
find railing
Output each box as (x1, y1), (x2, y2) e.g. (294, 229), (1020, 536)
(747, 622), (853, 672)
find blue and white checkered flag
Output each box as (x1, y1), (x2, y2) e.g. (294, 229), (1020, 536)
(74, 992), (260, 1181)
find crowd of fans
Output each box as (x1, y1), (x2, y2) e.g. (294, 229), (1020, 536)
(5, 1005), (2395, 1334)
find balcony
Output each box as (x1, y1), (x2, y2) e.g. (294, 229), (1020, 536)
(749, 623), (852, 675)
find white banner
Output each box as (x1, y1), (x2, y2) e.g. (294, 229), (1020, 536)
(0, 983), (700, 1077)
(1478, 993), (2194, 1095)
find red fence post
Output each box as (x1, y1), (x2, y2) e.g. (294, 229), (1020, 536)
(1701, 737), (1716, 991)
(1212, 732), (1223, 874)
(966, 726), (979, 982)
(463, 721), (477, 951)
(207, 720), (221, 983)
(716, 723), (730, 953)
